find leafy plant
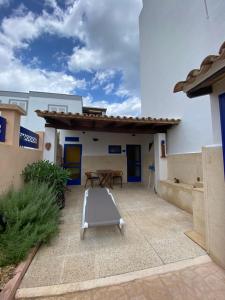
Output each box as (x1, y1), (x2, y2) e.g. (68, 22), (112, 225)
(22, 160), (70, 197)
(0, 182), (60, 267)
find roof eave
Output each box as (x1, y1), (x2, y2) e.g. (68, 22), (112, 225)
(35, 110), (180, 134)
(173, 40), (225, 98)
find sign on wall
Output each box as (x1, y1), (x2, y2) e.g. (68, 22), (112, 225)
(19, 126), (39, 149)
(0, 116), (6, 142)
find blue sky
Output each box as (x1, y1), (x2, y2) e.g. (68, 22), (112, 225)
(0, 0), (142, 116)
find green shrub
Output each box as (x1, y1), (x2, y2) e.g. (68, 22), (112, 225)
(0, 182), (60, 267)
(22, 160), (70, 196)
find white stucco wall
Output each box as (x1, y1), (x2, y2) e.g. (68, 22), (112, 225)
(25, 95), (82, 132)
(0, 91), (83, 132)
(59, 130), (154, 184)
(139, 0), (225, 154)
(60, 130), (153, 156)
(43, 127), (57, 163)
(154, 133), (167, 191)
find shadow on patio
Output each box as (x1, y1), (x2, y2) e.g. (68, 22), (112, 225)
(19, 184), (205, 288)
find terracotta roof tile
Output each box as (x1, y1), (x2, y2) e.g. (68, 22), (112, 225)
(174, 41), (225, 93)
(35, 110), (180, 125)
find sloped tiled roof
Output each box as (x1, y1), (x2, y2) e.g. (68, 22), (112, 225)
(174, 41), (225, 93)
(36, 110), (180, 124)
(36, 110), (180, 134)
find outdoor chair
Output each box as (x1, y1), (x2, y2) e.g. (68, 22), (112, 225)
(84, 172), (100, 188)
(112, 170), (123, 188)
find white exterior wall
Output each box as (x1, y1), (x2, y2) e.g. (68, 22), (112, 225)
(25, 95), (82, 132)
(154, 133), (167, 191)
(139, 0), (225, 154)
(60, 130), (154, 184)
(0, 91), (83, 132)
(60, 130), (153, 156)
(43, 127), (57, 163)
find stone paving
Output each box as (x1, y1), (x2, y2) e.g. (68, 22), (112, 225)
(35, 261), (225, 300)
(19, 184), (205, 289)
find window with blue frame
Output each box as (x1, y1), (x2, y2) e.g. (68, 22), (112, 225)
(108, 145), (122, 154)
(65, 137), (79, 142)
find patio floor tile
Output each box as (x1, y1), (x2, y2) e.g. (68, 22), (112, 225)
(149, 235), (205, 264)
(29, 262), (225, 300)
(67, 234), (97, 254)
(34, 237), (70, 258)
(20, 256), (64, 288)
(19, 184), (206, 290)
(95, 244), (163, 278)
(61, 253), (96, 283)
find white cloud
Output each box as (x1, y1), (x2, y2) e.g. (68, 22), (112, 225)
(68, 47), (102, 72)
(0, 0), (10, 7)
(0, 49), (86, 93)
(83, 94), (141, 117)
(92, 70), (116, 86)
(115, 86), (131, 98)
(0, 0), (141, 94)
(103, 83), (114, 95)
(0, 0), (142, 104)
(66, 0), (142, 94)
(44, 0), (58, 9)
(0, 10), (40, 49)
(0, 3), (87, 94)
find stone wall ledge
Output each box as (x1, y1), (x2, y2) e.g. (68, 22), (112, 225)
(160, 180), (204, 192)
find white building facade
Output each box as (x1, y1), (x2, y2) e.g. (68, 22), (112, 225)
(139, 0), (225, 154)
(0, 90), (83, 132)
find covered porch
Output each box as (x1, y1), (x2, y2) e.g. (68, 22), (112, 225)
(36, 110), (180, 189)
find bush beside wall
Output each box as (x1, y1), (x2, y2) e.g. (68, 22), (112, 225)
(0, 182), (60, 267)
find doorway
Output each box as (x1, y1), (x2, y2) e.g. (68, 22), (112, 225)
(64, 144), (82, 185)
(126, 145), (141, 182)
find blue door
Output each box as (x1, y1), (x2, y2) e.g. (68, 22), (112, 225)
(126, 145), (141, 182)
(64, 144), (82, 185)
(219, 93), (225, 173)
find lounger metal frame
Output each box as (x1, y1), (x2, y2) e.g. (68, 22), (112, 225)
(80, 188), (125, 240)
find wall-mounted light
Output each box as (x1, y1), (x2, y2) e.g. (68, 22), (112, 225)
(93, 138), (99, 142)
(82, 131), (86, 134)
(132, 133), (136, 137)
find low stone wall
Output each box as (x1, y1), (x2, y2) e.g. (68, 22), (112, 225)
(159, 180), (206, 240)
(167, 152), (203, 185)
(159, 180), (193, 214)
(202, 145), (225, 268)
(192, 188), (205, 237)
(0, 144), (42, 195)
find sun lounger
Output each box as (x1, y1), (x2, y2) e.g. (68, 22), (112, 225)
(80, 187), (125, 240)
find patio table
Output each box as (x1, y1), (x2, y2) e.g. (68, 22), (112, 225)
(96, 169), (113, 188)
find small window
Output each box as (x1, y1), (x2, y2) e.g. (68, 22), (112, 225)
(108, 145), (122, 154)
(48, 104), (68, 113)
(65, 137), (79, 142)
(9, 99), (28, 113)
